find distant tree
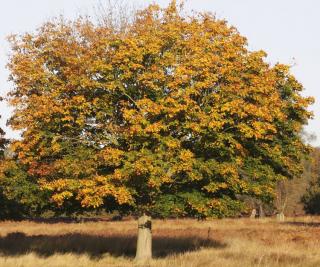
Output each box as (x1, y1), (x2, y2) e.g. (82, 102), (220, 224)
(275, 180), (288, 220)
(302, 148), (320, 214)
(0, 98), (7, 159)
(272, 153), (316, 218)
(6, 1), (313, 260)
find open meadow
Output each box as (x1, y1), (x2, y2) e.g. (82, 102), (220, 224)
(0, 217), (318, 267)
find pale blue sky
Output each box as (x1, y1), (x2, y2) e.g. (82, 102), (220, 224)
(0, 0), (319, 145)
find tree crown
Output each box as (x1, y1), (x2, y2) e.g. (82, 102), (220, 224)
(7, 1), (313, 218)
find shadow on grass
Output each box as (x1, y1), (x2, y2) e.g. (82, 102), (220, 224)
(0, 232), (226, 259)
(285, 221), (320, 228)
(23, 214), (131, 224)
(25, 217), (109, 224)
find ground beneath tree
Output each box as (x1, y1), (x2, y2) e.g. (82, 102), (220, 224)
(0, 217), (319, 266)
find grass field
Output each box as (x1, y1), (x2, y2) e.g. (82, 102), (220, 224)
(0, 217), (319, 267)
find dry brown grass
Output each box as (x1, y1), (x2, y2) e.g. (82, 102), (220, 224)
(0, 217), (319, 266)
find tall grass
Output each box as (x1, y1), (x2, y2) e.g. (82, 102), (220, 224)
(0, 217), (319, 266)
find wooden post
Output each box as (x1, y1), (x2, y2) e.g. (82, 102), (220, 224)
(135, 214), (152, 261)
(276, 212), (285, 222)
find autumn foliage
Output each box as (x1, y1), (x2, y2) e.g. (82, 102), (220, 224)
(6, 2), (313, 218)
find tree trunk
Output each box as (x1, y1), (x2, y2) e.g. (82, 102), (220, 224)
(135, 214), (152, 261)
(259, 204), (265, 218)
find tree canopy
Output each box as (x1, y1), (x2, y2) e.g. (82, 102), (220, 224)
(6, 1), (313, 218)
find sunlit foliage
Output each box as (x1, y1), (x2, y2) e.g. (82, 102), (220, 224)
(7, 1), (313, 218)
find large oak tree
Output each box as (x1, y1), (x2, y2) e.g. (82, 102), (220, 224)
(6, 1), (313, 260)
